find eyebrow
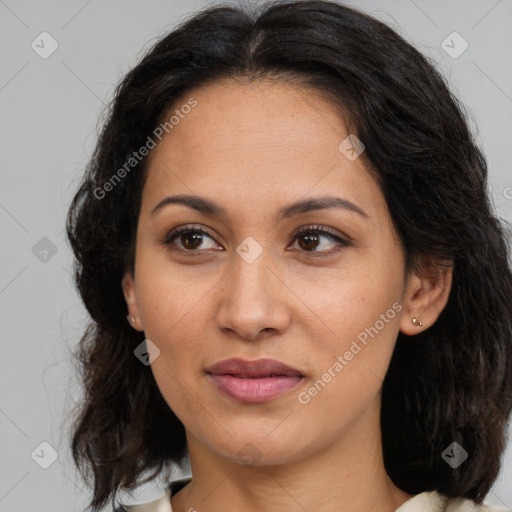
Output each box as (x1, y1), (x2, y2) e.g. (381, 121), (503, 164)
(150, 194), (369, 221)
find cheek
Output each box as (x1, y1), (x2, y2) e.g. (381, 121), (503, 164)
(301, 258), (403, 392)
(135, 253), (215, 344)
(304, 259), (403, 343)
(297, 304), (401, 427)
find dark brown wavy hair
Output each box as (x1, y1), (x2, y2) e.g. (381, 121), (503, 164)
(65, 1), (512, 510)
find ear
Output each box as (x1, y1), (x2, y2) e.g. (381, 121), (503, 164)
(121, 270), (144, 332)
(399, 258), (453, 335)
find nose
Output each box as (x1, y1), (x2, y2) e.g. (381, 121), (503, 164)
(215, 244), (291, 341)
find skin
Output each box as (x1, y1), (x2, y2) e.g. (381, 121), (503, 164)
(122, 78), (453, 512)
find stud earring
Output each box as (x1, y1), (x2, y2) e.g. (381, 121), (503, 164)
(412, 317), (423, 327)
(127, 314), (136, 324)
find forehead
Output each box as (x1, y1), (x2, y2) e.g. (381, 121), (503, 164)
(147, 78), (350, 169)
(141, 79), (386, 223)
(169, 78), (347, 146)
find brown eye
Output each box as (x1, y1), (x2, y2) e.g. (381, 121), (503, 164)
(159, 223), (349, 257)
(179, 231), (205, 250)
(290, 225), (350, 256)
(162, 225), (219, 252)
(297, 232), (321, 251)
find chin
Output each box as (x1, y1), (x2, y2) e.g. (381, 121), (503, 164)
(210, 431), (315, 467)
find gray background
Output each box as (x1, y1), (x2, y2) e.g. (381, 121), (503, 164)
(1, 0), (511, 510)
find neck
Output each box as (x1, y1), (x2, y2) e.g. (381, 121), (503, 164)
(171, 394), (414, 512)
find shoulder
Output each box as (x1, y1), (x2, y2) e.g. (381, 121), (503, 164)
(114, 477), (192, 512)
(396, 491), (511, 512)
(446, 496), (511, 512)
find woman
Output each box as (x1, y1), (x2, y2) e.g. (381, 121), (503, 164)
(65, 1), (512, 511)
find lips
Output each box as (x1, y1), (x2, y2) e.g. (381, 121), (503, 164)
(205, 358), (306, 403)
(205, 358), (304, 378)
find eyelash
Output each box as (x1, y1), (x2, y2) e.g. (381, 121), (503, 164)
(159, 224), (350, 258)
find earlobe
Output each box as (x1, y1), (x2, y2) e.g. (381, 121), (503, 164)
(399, 259), (453, 336)
(121, 271), (143, 331)
(121, 271), (136, 305)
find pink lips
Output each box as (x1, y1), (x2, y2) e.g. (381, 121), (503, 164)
(205, 357), (305, 403)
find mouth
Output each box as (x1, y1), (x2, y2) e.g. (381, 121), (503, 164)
(205, 358), (306, 403)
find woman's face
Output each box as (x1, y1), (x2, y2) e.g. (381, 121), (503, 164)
(122, 79), (432, 466)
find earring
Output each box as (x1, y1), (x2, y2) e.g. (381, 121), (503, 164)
(412, 317), (423, 327)
(127, 314), (136, 324)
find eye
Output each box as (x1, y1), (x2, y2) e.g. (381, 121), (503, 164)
(288, 224), (350, 257)
(159, 223), (350, 257)
(159, 225), (220, 254)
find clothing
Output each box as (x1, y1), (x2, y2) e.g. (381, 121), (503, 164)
(115, 477), (510, 512)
